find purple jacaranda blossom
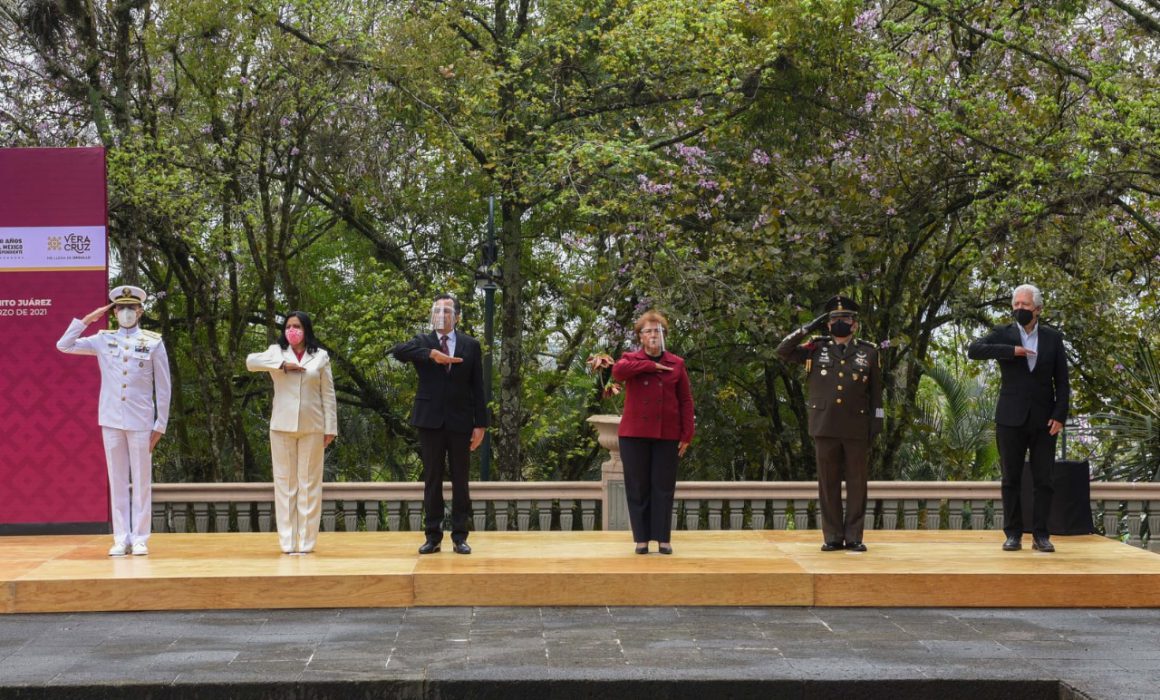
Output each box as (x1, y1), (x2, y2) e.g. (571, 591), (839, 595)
(751, 149), (771, 166)
(279, 117), (291, 127)
(880, 340), (891, 349)
(290, 147), (300, 156)
(853, 7), (879, 33)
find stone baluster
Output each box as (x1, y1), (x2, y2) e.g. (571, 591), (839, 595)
(386, 501), (401, 532)
(560, 500), (575, 531)
(320, 501), (334, 531)
(512, 500), (529, 531)
(255, 501), (272, 532)
(581, 500), (596, 531)
(923, 501), (941, 529)
(684, 500), (701, 531)
(407, 501), (423, 532)
(153, 503), (168, 534)
(495, 501), (511, 531)
(538, 500), (553, 531)
(211, 502), (229, 533)
(903, 500), (919, 530)
(880, 500), (898, 530)
(473, 503), (487, 532)
(192, 502), (210, 533)
(948, 499), (964, 530)
(729, 500), (745, 530)
(171, 503), (188, 533)
(344, 501), (358, 533)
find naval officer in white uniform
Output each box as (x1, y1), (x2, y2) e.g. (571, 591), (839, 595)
(57, 286), (171, 556)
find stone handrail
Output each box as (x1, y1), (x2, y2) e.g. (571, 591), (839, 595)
(141, 415), (1159, 551)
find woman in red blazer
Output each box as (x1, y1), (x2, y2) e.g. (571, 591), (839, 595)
(611, 310), (695, 554)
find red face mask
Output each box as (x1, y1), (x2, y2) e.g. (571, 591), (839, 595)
(285, 327), (305, 345)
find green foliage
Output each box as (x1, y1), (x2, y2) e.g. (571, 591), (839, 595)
(2, 0), (1156, 483)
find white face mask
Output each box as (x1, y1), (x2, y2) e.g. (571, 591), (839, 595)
(116, 307), (139, 329)
(431, 303), (456, 333)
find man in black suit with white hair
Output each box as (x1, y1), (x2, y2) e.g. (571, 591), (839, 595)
(968, 284), (1070, 553)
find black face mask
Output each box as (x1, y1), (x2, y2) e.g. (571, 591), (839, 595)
(830, 320), (853, 338)
(1013, 308), (1035, 327)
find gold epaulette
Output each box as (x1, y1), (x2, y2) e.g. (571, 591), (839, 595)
(140, 329), (162, 340)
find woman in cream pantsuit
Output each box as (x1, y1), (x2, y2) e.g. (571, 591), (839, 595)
(246, 312), (337, 554)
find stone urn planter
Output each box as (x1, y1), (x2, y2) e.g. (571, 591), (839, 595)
(586, 414), (626, 531)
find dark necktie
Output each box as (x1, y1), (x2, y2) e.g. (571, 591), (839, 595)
(440, 335), (450, 373)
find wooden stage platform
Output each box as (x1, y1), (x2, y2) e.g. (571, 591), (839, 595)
(3, 531), (1159, 613)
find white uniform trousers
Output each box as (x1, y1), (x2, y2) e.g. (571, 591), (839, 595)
(269, 430), (325, 553)
(101, 427), (153, 546)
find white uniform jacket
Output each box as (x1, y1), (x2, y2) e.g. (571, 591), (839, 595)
(246, 344), (338, 435)
(56, 319), (172, 433)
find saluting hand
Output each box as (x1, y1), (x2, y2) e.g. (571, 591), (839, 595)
(654, 363), (673, 372)
(430, 350), (464, 365)
(1013, 346), (1036, 358)
(82, 304), (114, 325)
(282, 361), (306, 372)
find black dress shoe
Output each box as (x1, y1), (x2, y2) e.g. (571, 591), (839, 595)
(846, 542), (867, 552)
(1032, 536), (1054, 553)
(634, 544), (649, 555)
(658, 544), (673, 555)
(453, 541), (472, 555)
(418, 541), (441, 555)
(1002, 535), (1022, 551)
(821, 541), (844, 552)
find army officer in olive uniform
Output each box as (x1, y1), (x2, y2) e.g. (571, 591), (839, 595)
(777, 295), (883, 552)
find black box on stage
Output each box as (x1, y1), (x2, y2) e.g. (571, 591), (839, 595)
(1020, 459), (1095, 535)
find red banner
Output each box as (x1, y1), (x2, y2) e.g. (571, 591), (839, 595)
(0, 147), (110, 533)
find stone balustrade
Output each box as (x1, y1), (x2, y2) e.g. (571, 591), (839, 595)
(144, 415), (1159, 551)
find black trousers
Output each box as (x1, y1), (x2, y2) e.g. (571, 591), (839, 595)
(619, 437), (679, 543)
(418, 427), (472, 543)
(996, 422), (1056, 538)
(812, 437), (870, 545)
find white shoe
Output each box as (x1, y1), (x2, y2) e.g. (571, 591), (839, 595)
(108, 543), (129, 557)
(131, 542), (149, 556)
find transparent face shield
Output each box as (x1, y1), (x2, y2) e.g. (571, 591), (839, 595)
(640, 324), (666, 355)
(430, 303), (457, 333)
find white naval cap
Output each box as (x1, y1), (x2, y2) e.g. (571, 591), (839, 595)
(109, 285), (148, 305)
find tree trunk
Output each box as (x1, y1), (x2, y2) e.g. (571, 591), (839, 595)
(495, 199), (525, 480)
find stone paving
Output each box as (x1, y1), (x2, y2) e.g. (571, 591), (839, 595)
(0, 607), (1158, 698)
